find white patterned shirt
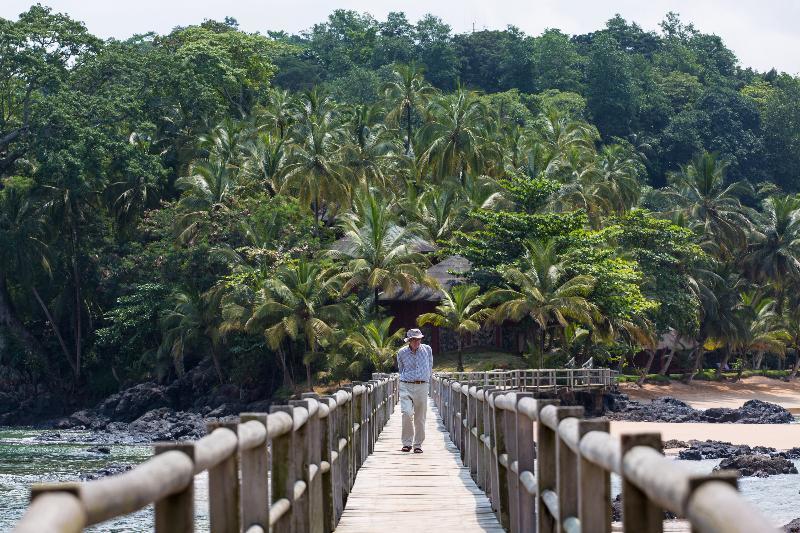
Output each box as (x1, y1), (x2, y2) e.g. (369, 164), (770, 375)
(397, 343), (433, 382)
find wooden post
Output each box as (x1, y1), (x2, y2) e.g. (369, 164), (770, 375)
(459, 385), (468, 461)
(620, 433), (663, 533)
(484, 387), (498, 506)
(535, 401), (560, 533)
(240, 413), (269, 532)
(269, 405), (295, 533)
(491, 391), (510, 529)
(578, 419), (611, 533)
(554, 406), (585, 533)
(301, 395), (325, 533)
(154, 442), (195, 533)
(476, 387), (487, 491)
(319, 397), (337, 532)
(513, 392), (536, 533)
(467, 386), (478, 481)
(289, 400), (314, 533)
(205, 421), (240, 533)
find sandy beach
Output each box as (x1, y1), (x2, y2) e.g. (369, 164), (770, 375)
(619, 376), (800, 412)
(613, 377), (800, 449)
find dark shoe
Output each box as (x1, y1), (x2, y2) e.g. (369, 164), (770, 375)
(413, 447), (423, 453)
(401, 445), (412, 452)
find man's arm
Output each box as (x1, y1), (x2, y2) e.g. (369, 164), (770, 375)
(397, 350), (404, 372)
(427, 345), (433, 375)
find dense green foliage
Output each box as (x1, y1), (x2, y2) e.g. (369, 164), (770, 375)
(3, 6), (800, 405)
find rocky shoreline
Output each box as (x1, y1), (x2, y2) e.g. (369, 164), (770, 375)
(606, 394), (794, 424)
(2, 360), (277, 444)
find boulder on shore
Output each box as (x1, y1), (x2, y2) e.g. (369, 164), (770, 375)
(714, 454), (798, 478)
(607, 395), (793, 424)
(784, 518), (800, 532)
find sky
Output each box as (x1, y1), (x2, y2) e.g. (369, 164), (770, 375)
(2, 0), (799, 74)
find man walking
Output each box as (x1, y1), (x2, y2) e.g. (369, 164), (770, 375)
(397, 328), (433, 453)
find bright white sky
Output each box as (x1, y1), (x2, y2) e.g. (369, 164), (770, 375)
(2, 0), (799, 74)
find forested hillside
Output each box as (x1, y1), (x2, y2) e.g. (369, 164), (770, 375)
(2, 6), (800, 413)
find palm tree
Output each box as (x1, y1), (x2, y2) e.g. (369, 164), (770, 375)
(283, 118), (348, 227)
(344, 317), (405, 372)
(487, 239), (599, 368)
(331, 191), (432, 309)
(733, 290), (789, 378)
(238, 260), (347, 389)
(174, 157), (239, 243)
(745, 194), (800, 313)
(242, 132), (288, 197)
(419, 89), (494, 183)
(383, 63), (436, 155)
(0, 187), (53, 366)
(158, 289), (224, 383)
(663, 152), (753, 259)
(341, 104), (398, 190)
(260, 88), (295, 139)
(418, 284), (490, 371)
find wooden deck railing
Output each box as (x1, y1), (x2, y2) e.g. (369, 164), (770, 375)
(14, 373), (399, 533)
(432, 372), (778, 533)
(438, 369), (614, 391)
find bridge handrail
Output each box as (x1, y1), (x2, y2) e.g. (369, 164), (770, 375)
(434, 368), (614, 391)
(432, 371), (777, 533)
(13, 373), (400, 533)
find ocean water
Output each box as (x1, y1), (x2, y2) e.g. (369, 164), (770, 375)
(610, 457), (800, 528)
(0, 428), (209, 532)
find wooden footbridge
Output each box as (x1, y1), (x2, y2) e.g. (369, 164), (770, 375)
(14, 370), (777, 533)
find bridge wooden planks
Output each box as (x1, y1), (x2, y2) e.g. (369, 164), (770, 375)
(335, 396), (504, 532)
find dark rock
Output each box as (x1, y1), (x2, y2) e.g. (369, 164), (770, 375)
(79, 463), (133, 481)
(608, 396), (793, 424)
(784, 518), (800, 532)
(663, 439), (689, 449)
(611, 493), (676, 522)
(86, 446), (111, 454)
(127, 407), (206, 441)
(245, 399), (272, 413)
(715, 454), (798, 478)
(207, 402), (245, 418)
(786, 448), (800, 460)
(678, 448), (703, 460)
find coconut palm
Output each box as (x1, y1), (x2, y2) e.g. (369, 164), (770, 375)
(733, 290), (789, 378)
(487, 239), (599, 368)
(418, 89), (494, 183)
(745, 194), (800, 313)
(341, 104), (398, 190)
(260, 88), (296, 139)
(344, 317), (405, 372)
(283, 118), (348, 226)
(417, 284), (490, 371)
(237, 260), (347, 389)
(174, 156), (239, 243)
(158, 289), (224, 383)
(663, 152), (753, 259)
(242, 132), (288, 197)
(383, 62), (436, 155)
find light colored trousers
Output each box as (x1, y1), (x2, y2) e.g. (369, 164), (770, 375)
(400, 381), (429, 447)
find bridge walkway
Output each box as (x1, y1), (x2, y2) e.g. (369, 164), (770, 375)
(335, 396), (503, 532)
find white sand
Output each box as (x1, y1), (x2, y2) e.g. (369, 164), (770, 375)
(610, 421), (800, 449)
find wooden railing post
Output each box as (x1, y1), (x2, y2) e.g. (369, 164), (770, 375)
(289, 399), (314, 533)
(476, 387), (487, 492)
(300, 395), (325, 533)
(341, 385), (355, 494)
(205, 421), (240, 533)
(489, 390), (509, 528)
(535, 401), (561, 533)
(555, 406), (584, 533)
(154, 442), (195, 533)
(459, 384), (468, 462)
(620, 433), (663, 533)
(269, 405), (296, 533)
(467, 386), (478, 481)
(239, 413), (269, 532)
(509, 392), (534, 533)
(578, 418), (612, 533)
(320, 396), (340, 532)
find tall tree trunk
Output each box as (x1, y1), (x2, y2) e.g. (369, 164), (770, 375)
(405, 104), (412, 155)
(716, 346), (732, 379)
(637, 350), (656, 386)
(71, 228), (82, 380)
(210, 350), (224, 384)
(753, 351), (765, 370)
(276, 345), (293, 389)
(0, 276), (46, 360)
(31, 286), (77, 376)
(306, 362), (313, 391)
(658, 350), (675, 376)
(790, 350), (800, 380)
(456, 335), (464, 372)
(539, 326), (546, 369)
(685, 345), (706, 383)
